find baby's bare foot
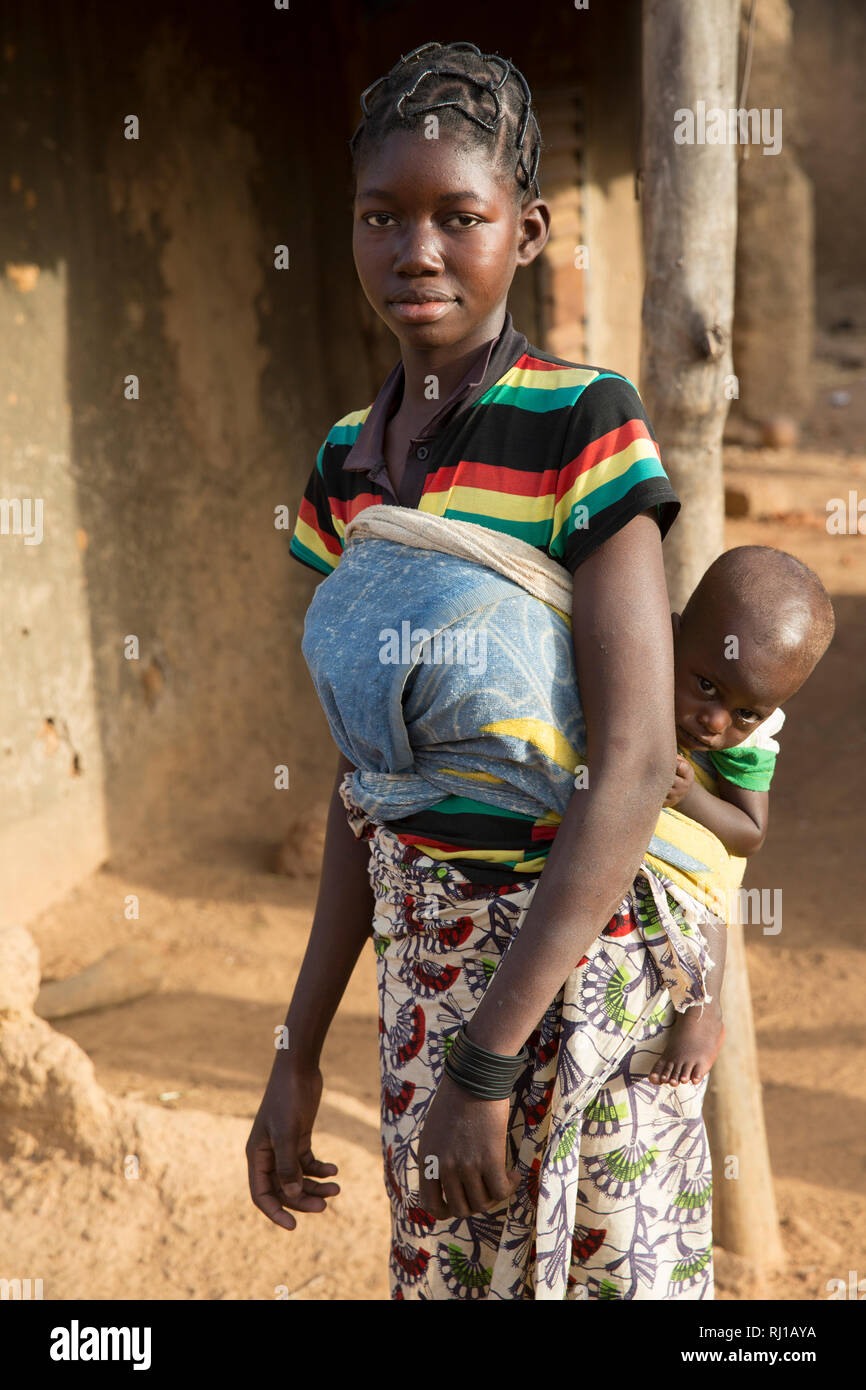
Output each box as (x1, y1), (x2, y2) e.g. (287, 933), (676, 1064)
(649, 1011), (725, 1086)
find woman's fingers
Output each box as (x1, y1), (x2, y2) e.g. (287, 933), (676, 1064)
(277, 1145), (340, 1210)
(440, 1167), (472, 1219)
(247, 1141), (299, 1231)
(469, 1161), (519, 1214)
(460, 1171), (494, 1216)
(441, 1164), (511, 1218)
(299, 1148), (340, 1181)
(247, 1132), (341, 1230)
(480, 1163), (517, 1211)
(419, 1168), (449, 1220)
(278, 1178), (340, 1212)
(418, 1165), (517, 1220)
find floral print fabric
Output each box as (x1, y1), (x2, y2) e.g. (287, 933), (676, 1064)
(341, 776), (716, 1301)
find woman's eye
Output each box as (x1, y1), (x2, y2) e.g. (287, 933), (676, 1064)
(445, 214), (482, 228)
(697, 677), (715, 694)
(363, 213), (397, 227)
(736, 710), (761, 724)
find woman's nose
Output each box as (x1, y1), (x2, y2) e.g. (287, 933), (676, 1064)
(392, 225), (445, 275)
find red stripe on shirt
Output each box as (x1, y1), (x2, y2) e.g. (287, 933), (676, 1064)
(330, 492), (385, 525)
(514, 353), (566, 373)
(558, 418), (657, 493)
(425, 461), (560, 498)
(530, 823), (558, 843)
(297, 496), (342, 557)
(393, 831), (473, 853)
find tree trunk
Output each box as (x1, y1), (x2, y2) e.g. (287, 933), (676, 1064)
(640, 0), (785, 1268)
(705, 925), (787, 1266)
(640, 0), (737, 611)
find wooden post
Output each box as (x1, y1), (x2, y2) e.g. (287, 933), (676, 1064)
(705, 926), (786, 1266)
(640, 0), (737, 612)
(639, 0), (785, 1267)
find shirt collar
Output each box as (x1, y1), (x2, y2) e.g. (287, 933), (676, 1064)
(342, 312), (527, 476)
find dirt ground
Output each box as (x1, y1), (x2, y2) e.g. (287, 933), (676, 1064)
(4, 335), (866, 1303)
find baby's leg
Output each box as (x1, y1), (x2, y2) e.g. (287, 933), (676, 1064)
(649, 918), (727, 1085)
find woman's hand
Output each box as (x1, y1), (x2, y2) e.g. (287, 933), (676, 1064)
(417, 1074), (520, 1218)
(246, 1059), (340, 1231)
(664, 753), (694, 807)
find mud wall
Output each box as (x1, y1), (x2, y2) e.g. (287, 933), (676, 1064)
(790, 0), (866, 320)
(1, 1), (372, 920)
(0, 0), (644, 922)
(732, 0), (815, 427)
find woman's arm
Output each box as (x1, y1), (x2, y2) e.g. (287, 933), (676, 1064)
(464, 509), (677, 1053)
(246, 750), (375, 1230)
(670, 761), (768, 856)
(280, 752), (376, 1066)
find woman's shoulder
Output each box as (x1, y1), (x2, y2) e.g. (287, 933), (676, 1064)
(321, 403), (373, 450)
(520, 342), (633, 377)
(504, 344), (650, 418)
(310, 402), (376, 486)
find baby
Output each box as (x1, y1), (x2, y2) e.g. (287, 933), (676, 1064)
(648, 544), (835, 1086)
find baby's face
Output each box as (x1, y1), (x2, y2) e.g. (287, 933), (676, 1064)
(672, 613), (795, 754)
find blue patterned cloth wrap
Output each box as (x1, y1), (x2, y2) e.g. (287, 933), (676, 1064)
(301, 531), (709, 876)
(302, 535), (584, 822)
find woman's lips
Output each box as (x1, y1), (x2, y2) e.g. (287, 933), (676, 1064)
(387, 299), (455, 323)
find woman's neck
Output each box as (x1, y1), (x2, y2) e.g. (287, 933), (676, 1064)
(398, 307), (507, 410)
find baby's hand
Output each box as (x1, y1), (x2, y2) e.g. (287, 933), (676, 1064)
(664, 754), (694, 807)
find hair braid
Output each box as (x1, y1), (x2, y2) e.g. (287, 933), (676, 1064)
(350, 41), (542, 200)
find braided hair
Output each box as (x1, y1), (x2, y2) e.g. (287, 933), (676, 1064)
(350, 41), (543, 202)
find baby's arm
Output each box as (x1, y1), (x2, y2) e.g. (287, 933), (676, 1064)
(665, 755), (768, 856)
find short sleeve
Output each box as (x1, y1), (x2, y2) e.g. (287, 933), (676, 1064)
(708, 709), (785, 791)
(289, 442), (343, 576)
(741, 706), (785, 753)
(551, 373), (680, 573)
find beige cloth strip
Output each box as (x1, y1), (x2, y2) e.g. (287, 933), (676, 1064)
(343, 504), (573, 613)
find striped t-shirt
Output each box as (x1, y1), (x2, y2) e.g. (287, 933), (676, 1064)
(291, 332), (680, 884)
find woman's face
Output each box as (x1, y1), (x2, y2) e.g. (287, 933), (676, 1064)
(353, 129), (549, 353)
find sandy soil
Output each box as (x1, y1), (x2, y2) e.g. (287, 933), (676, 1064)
(4, 341), (866, 1302)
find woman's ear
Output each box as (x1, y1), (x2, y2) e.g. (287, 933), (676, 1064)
(516, 198), (551, 267)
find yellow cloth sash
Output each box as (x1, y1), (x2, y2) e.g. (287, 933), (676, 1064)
(643, 754), (746, 923)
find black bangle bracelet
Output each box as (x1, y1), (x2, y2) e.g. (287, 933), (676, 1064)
(443, 1024), (530, 1100)
(452, 1024), (527, 1069)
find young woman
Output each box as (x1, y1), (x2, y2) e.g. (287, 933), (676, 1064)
(246, 41), (725, 1300)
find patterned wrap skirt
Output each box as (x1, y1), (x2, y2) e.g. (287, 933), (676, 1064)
(340, 777), (717, 1302)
